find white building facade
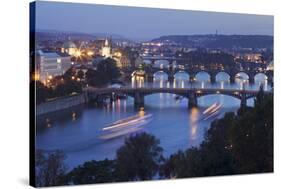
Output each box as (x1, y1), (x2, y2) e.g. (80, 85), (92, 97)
(36, 50), (72, 83)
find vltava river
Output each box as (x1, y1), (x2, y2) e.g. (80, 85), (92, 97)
(36, 72), (270, 169)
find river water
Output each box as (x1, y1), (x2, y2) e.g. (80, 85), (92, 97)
(36, 72), (271, 169)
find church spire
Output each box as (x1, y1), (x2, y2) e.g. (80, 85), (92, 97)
(105, 38), (109, 47)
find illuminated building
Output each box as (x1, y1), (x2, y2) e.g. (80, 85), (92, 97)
(61, 40), (77, 56)
(36, 50), (72, 83)
(101, 38), (111, 58)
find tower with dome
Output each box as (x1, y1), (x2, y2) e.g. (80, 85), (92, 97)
(61, 40), (77, 56)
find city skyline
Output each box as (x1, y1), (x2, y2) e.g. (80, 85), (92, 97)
(31, 2), (273, 187)
(35, 1), (273, 41)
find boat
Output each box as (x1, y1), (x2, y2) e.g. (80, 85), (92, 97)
(203, 110), (221, 121)
(100, 125), (144, 140)
(203, 103), (218, 115)
(102, 113), (152, 131)
(99, 113), (153, 140)
(201, 103), (222, 121)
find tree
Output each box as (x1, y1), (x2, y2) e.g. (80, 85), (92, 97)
(160, 148), (203, 178)
(67, 159), (116, 184)
(161, 113), (236, 179)
(97, 58), (121, 82)
(115, 132), (163, 181)
(63, 67), (76, 81)
(85, 68), (109, 87)
(199, 113), (236, 176)
(35, 150), (67, 187)
(36, 81), (53, 104)
(77, 70), (85, 80)
(231, 92), (273, 173)
(54, 80), (82, 96)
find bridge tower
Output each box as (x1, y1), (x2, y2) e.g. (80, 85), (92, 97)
(188, 92), (198, 108)
(134, 92), (145, 109)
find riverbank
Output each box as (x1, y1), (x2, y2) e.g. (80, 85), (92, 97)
(36, 93), (88, 116)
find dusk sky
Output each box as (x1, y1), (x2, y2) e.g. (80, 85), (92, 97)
(35, 1), (273, 41)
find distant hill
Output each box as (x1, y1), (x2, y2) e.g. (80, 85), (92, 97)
(151, 35), (273, 49)
(35, 29), (132, 42)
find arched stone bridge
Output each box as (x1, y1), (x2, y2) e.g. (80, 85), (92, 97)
(146, 68), (273, 83)
(86, 87), (272, 109)
(129, 56), (273, 83)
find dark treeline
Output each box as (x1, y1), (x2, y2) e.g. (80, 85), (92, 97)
(35, 88), (273, 187)
(152, 35), (273, 49)
(36, 69), (83, 105)
(176, 50), (237, 70)
(36, 58), (121, 104)
(86, 58), (121, 87)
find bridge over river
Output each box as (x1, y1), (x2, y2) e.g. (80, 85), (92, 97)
(86, 87), (272, 109)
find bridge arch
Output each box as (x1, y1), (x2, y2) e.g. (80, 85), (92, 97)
(215, 72), (230, 82)
(235, 72), (249, 81)
(196, 94), (242, 107)
(153, 71), (168, 81)
(195, 71), (211, 81)
(174, 71), (189, 80)
(254, 73), (268, 81)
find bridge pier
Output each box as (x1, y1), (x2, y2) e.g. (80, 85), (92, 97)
(146, 74), (154, 82)
(168, 74), (174, 82)
(210, 74), (216, 84)
(230, 75), (235, 84)
(134, 92), (145, 109)
(240, 93), (247, 108)
(267, 74), (273, 84)
(188, 93), (198, 108)
(248, 74), (255, 84)
(189, 73), (196, 83)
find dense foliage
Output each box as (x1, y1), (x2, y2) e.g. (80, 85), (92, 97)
(115, 133), (164, 181)
(35, 67), (84, 104)
(35, 150), (67, 187)
(67, 159), (117, 184)
(86, 58), (121, 87)
(177, 50), (237, 70)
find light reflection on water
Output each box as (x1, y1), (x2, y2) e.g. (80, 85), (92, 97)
(36, 72), (271, 169)
(189, 108), (199, 141)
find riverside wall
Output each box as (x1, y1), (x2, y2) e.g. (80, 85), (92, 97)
(36, 93), (88, 116)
